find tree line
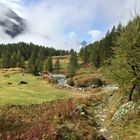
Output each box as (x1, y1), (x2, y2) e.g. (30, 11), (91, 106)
(0, 42), (67, 74)
(80, 23), (122, 68)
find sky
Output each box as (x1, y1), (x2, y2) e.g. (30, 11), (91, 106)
(0, 0), (140, 51)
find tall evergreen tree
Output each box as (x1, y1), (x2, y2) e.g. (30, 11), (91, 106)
(11, 52), (17, 67)
(45, 56), (53, 72)
(70, 52), (78, 68)
(67, 51), (77, 80)
(38, 47), (45, 60)
(67, 64), (76, 78)
(27, 51), (37, 73)
(110, 16), (140, 101)
(1, 50), (10, 68)
(16, 50), (24, 68)
(89, 42), (100, 68)
(54, 59), (60, 72)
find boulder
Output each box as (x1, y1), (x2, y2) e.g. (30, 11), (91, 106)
(19, 81), (28, 85)
(75, 104), (88, 116)
(112, 101), (140, 121)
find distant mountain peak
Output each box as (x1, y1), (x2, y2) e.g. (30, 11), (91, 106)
(0, 3), (27, 38)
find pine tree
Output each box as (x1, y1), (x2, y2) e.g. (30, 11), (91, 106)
(31, 59), (43, 75)
(67, 64), (76, 78)
(11, 53), (17, 67)
(67, 52), (77, 80)
(38, 47), (45, 60)
(70, 52), (78, 68)
(45, 56), (53, 72)
(16, 50), (24, 68)
(89, 42), (100, 68)
(1, 50), (10, 68)
(70, 49), (75, 55)
(32, 63), (39, 75)
(38, 61), (43, 73)
(54, 59), (60, 72)
(27, 51), (36, 73)
(81, 48), (89, 64)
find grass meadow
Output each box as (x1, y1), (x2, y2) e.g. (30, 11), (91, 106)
(0, 69), (81, 105)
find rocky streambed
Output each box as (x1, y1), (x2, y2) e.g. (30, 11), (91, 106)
(49, 73), (69, 87)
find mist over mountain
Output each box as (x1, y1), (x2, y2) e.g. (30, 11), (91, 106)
(0, 3), (27, 38)
(0, 0), (139, 51)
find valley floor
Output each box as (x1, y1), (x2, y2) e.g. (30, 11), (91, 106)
(0, 69), (82, 105)
(0, 68), (140, 140)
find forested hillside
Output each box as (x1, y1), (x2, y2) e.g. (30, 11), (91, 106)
(0, 42), (69, 74)
(80, 23), (122, 67)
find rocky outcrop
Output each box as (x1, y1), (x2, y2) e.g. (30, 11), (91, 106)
(112, 101), (140, 121)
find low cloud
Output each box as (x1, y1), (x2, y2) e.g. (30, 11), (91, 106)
(88, 30), (103, 43)
(0, 0), (140, 51)
(68, 32), (81, 51)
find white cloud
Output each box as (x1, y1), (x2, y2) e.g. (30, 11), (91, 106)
(0, 0), (97, 50)
(12, 0), (96, 50)
(88, 30), (103, 43)
(0, 0), (140, 51)
(0, 27), (11, 41)
(0, 0), (22, 15)
(68, 32), (81, 51)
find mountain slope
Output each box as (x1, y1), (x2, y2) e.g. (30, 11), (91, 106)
(0, 3), (27, 38)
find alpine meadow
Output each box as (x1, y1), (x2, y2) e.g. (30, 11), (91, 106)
(0, 1), (140, 140)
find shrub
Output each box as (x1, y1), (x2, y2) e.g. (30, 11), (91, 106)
(19, 81), (28, 85)
(48, 78), (58, 84)
(67, 79), (75, 86)
(91, 78), (104, 88)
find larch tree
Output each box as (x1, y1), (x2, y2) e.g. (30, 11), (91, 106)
(110, 16), (140, 101)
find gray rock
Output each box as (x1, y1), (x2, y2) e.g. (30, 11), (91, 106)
(112, 101), (140, 121)
(75, 104), (88, 116)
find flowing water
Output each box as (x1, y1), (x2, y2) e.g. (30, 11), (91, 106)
(49, 73), (69, 87)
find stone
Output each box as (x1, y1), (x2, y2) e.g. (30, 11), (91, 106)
(97, 135), (106, 140)
(112, 101), (140, 121)
(100, 128), (107, 133)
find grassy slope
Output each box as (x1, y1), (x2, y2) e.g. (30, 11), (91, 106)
(52, 55), (70, 74)
(52, 55), (108, 83)
(103, 91), (140, 140)
(0, 96), (100, 139)
(0, 69), (81, 105)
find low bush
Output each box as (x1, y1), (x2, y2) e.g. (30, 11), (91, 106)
(91, 78), (104, 88)
(48, 78), (58, 84)
(67, 78), (75, 86)
(75, 77), (105, 88)
(0, 98), (98, 139)
(19, 81), (28, 84)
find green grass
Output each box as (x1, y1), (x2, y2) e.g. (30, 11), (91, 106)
(0, 69), (81, 105)
(52, 55), (70, 74)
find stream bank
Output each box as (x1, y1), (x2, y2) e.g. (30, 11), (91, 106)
(45, 73), (119, 139)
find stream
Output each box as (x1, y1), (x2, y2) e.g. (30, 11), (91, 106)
(50, 73), (118, 90)
(49, 73), (69, 87)
(49, 73), (119, 139)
